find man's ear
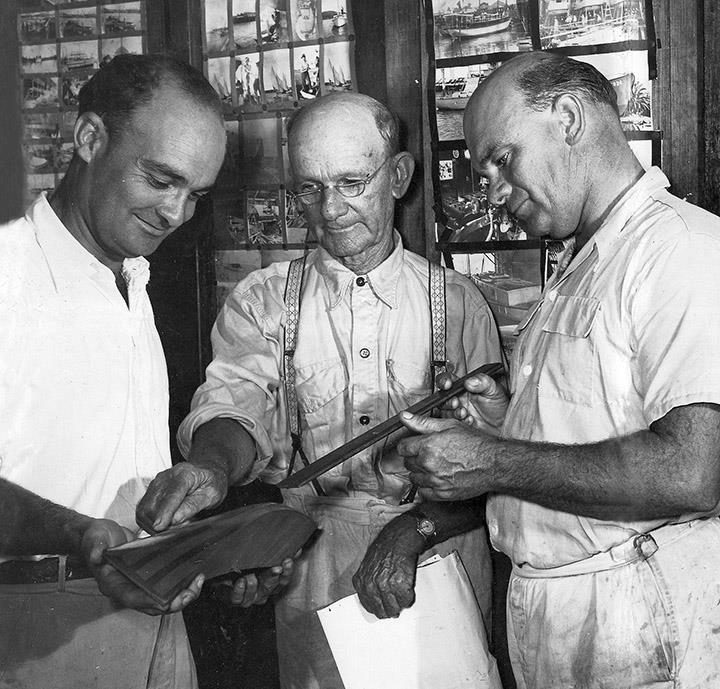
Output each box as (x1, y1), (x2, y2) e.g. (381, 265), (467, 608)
(553, 93), (585, 146)
(73, 112), (108, 163)
(389, 151), (415, 199)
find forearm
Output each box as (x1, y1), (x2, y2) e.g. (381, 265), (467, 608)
(0, 478), (91, 556)
(491, 405), (720, 520)
(189, 417), (258, 486)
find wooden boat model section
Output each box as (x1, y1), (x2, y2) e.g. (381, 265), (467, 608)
(104, 503), (317, 607)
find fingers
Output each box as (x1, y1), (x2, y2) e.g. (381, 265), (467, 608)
(398, 411), (458, 437)
(166, 574), (205, 613)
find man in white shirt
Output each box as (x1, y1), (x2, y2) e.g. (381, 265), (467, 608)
(137, 92), (504, 689)
(398, 51), (720, 688)
(0, 54), (228, 689)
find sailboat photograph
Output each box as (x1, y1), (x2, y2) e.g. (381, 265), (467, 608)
(439, 0), (511, 39)
(434, 0), (531, 60)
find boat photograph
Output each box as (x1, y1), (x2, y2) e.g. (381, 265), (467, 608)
(321, 0), (349, 38)
(434, 0), (532, 60)
(539, 0), (646, 48)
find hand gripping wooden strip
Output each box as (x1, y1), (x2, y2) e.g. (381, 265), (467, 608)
(278, 361), (505, 489)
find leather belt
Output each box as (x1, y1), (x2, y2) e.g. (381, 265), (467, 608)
(0, 555), (93, 586)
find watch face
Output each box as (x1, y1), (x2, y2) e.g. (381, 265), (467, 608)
(417, 517), (436, 538)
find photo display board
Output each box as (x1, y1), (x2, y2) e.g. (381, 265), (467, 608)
(17, 0), (147, 199)
(202, 0), (356, 310)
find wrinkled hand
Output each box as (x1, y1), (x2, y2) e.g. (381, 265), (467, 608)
(136, 462), (229, 535)
(82, 518), (204, 615)
(352, 514), (424, 619)
(397, 413), (497, 501)
(210, 553), (298, 607)
(437, 371), (509, 435)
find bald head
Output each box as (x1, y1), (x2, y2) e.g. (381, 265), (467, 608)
(287, 92), (400, 157)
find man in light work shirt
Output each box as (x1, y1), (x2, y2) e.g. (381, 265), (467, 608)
(397, 51), (720, 688)
(137, 92), (504, 689)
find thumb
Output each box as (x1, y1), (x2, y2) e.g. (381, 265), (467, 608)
(400, 411), (458, 435)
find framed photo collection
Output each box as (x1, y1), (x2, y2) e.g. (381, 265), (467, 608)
(17, 0), (147, 199)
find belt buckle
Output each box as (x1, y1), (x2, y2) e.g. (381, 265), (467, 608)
(633, 533), (658, 560)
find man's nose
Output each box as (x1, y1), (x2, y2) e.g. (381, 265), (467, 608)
(157, 193), (192, 229)
(319, 185), (348, 220)
(487, 176), (511, 207)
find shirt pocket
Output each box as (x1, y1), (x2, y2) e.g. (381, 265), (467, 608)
(538, 295), (601, 407)
(294, 357), (348, 456)
(386, 359), (432, 410)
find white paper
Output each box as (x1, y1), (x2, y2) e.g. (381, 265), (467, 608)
(317, 551), (502, 689)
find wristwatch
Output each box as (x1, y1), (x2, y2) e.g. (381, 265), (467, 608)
(413, 512), (437, 541)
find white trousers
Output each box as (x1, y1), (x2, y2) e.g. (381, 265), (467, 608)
(506, 518), (720, 689)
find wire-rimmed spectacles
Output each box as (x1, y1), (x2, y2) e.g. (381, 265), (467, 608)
(291, 154), (394, 206)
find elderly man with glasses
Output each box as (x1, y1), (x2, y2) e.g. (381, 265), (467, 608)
(137, 92), (503, 689)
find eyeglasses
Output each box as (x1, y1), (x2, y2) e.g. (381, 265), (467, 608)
(291, 154), (394, 206)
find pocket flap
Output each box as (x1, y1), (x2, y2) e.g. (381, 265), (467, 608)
(542, 295), (600, 338)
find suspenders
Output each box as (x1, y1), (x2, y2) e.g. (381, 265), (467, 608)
(282, 256), (447, 492)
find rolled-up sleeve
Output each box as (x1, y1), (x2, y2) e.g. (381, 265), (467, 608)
(177, 269), (290, 481)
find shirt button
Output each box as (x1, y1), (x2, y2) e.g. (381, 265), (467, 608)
(359, 415), (370, 425)
(522, 364), (532, 376)
(356, 276), (366, 287)
(547, 291), (557, 302)
(360, 348), (370, 358)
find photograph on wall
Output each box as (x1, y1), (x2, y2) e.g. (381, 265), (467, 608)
(290, 0), (319, 41)
(320, 0), (350, 40)
(260, 0), (290, 44)
(23, 112), (60, 140)
(61, 72), (91, 107)
(27, 173), (56, 197)
(24, 142), (56, 175)
(437, 147), (526, 243)
(21, 43), (58, 74)
(204, 0), (230, 52)
(207, 55), (234, 112)
(22, 75), (59, 109)
(292, 45), (319, 101)
(435, 61), (500, 141)
(239, 116), (281, 185)
(236, 52), (263, 111)
(433, 0), (532, 61)
(60, 40), (98, 72)
(575, 50), (652, 130)
(233, 0), (259, 50)
(246, 189), (283, 245)
(101, 35), (144, 64)
(263, 49), (294, 110)
(216, 119), (240, 189)
(539, 0), (647, 49)
(102, 2), (143, 35)
(322, 40), (352, 94)
(284, 189), (311, 244)
(54, 141), (74, 174)
(59, 6), (97, 39)
(60, 110), (77, 138)
(19, 12), (57, 42)
(213, 194), (249, 249)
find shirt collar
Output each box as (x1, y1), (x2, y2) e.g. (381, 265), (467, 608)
(314, 230), (405, 310)
(29, 192), (150, 293)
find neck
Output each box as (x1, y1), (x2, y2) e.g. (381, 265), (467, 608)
(337, 232), (395, 275)
(49, 165), (123, 277)
(573, 147), (645, 253)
